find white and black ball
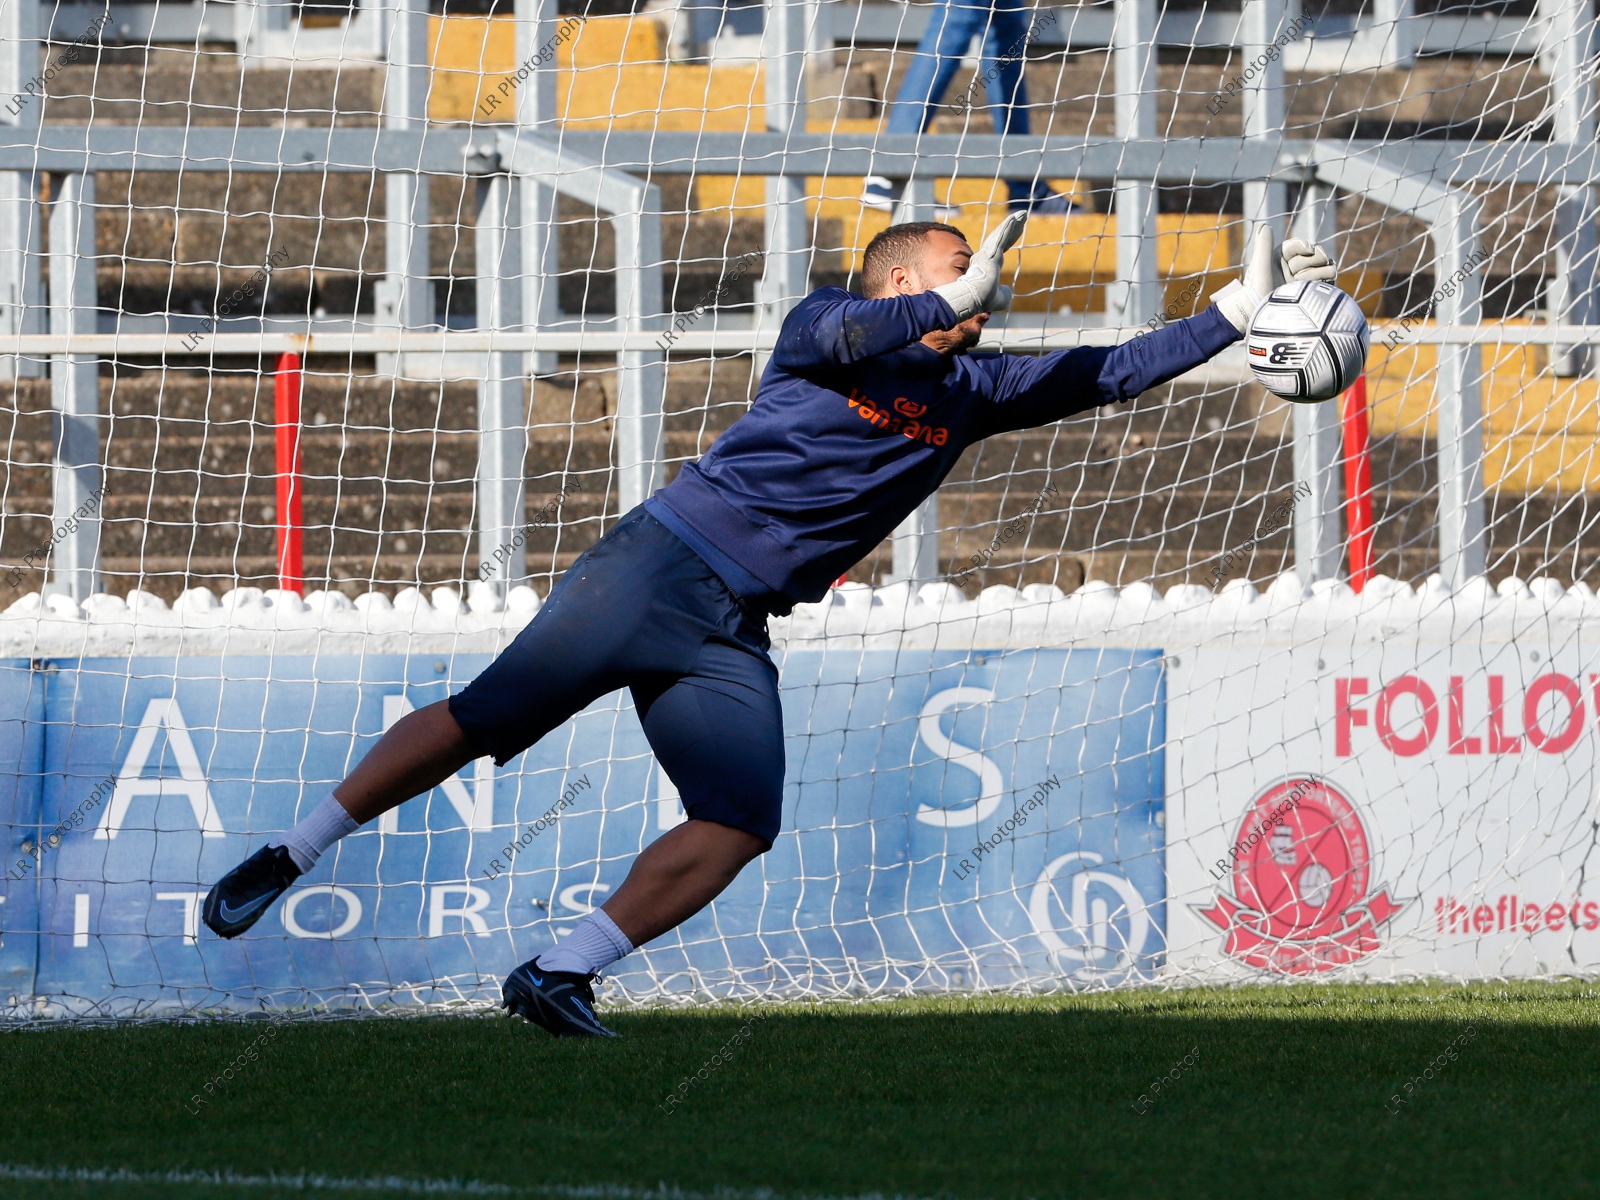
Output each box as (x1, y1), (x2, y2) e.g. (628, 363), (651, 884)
(1246, 280), (1370, 403)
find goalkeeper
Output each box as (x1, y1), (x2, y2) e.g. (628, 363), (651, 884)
(203, 217), (1335, 1036)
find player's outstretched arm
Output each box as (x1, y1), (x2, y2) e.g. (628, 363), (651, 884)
(772, 213), (1026, 370)
(770, 288), (961, 369)
(976, 226), (1337, 435)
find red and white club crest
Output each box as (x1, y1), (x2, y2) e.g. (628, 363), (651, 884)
(1197, 777), (1404, 975)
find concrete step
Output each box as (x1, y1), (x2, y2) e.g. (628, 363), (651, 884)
(31, 43), (1561, 328)
(5, 361), (748, 432)
(15, 485), (1576, 603)
(2, 359), (1568, 604)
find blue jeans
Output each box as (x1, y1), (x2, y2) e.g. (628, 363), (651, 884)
(884, 0), (1044, 204)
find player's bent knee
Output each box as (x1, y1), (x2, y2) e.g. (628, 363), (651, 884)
(684, 818), (770, 862)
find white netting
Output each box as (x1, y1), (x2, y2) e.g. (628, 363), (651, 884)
(4, 0), (1600, 1018)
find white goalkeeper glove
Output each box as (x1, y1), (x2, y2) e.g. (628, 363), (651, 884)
(933, 209), (1027, 320)
(1210, 225), (1275, 334)
(1210, 226), (1339, 333)
(1280, 236), (1337, 284)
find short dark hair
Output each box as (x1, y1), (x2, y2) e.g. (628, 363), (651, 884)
(861, 221), (969, 297)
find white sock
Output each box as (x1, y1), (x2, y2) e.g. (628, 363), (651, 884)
(271, 795), (360, 873)
(537, 909), (634, 976)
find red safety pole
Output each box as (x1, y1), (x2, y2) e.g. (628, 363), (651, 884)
(1342, 373), (1373, 594)
(274, 352), (304, 595)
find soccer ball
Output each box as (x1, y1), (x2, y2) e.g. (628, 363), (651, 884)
(1246, 280), (1370, 403)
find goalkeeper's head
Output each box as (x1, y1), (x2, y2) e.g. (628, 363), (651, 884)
(861, 222), (988, 355)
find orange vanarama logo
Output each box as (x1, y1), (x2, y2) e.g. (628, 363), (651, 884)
(845, 389), (949, 446)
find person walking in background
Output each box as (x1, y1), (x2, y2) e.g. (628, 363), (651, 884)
(863, 0), (1079, 215)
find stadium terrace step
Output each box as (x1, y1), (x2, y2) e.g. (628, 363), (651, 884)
(0, 350), (1577, 604)
(45, 24), (1567, 322)
(0, 369), (624, 600)
(47, 52), (383, 127)
(1371, 337), (1600, 493)
(92, 554), (524, 598)
(423, 16), (1546, 319)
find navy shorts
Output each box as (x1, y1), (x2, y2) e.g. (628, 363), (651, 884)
(449, 507), (785, 847)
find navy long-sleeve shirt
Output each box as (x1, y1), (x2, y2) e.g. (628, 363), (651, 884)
(647, 286), (1240, 611)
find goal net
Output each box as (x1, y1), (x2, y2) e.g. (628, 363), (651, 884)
(2, 0), (1600, 1017)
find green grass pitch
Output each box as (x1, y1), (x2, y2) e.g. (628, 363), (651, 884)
(2, 981), (1599, 1200)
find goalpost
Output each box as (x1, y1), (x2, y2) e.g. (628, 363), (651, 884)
(3, 0), (1600, 1017)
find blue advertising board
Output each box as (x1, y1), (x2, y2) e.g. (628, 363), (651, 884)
(2, 648), (1166, 1013)
(0, 659), (46, 1002)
